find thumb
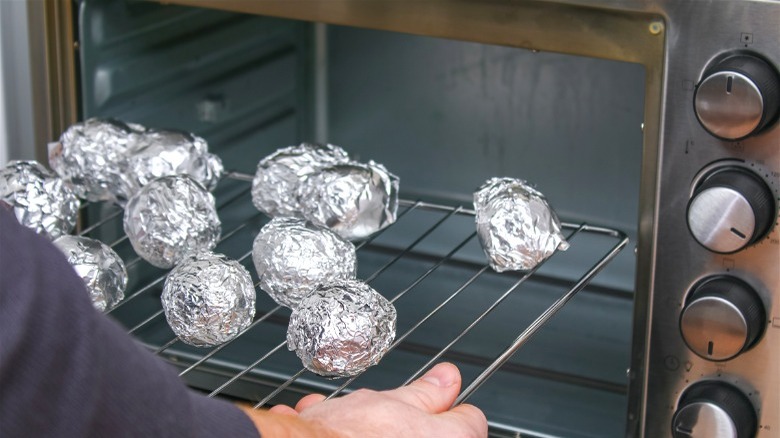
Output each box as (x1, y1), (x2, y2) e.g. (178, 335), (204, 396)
(384, 362), (462, 414)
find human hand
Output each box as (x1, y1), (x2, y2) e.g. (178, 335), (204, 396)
(240, 362), (487, 437)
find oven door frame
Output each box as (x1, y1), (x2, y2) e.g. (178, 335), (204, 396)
(35, 1), (667, 436)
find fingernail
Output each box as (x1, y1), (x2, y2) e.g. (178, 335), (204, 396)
(421, 364), (456, 387)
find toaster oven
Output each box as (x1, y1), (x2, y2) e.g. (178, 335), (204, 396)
(12, 0), (780, 436)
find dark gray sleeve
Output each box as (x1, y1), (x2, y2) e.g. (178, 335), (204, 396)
(0, 206), (259, 438)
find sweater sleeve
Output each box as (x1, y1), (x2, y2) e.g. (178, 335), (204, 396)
(0, 206), (259, 438)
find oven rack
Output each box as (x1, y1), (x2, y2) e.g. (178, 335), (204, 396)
(79, 172), (629, 430)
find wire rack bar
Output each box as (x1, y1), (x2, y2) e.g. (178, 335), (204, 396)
(78, 208), (123, 235)
(364, 206), (461, 283)
(453, 227), (629, 405)
(354, 202), (420, 251)
(207, 342), (287, 397)
(399, 225), (586, 387)
(178, 305), (284, 377)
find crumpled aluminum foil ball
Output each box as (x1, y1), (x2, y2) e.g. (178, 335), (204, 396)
(252, 217), (357, 309)
(161, 252), (256, 347)
(53, 235), (128, 312)
(298, 161), (399, 240)
(251, 143), (350, 217)
(49, 118), (142, 204)
(126, 129), (223, 196)
(474, 177), (569, 272)
(123, 175), (221, 269)
(287, 279), (396, 378)
(0, 160), (80, 240)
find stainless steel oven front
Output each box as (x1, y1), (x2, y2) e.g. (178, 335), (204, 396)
(22, 0), (780, 437)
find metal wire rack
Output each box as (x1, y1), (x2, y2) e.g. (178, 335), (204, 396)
(80, 172), (629, 434)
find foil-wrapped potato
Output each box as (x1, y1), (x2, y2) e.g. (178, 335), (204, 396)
(126, 129), (223, 196)
(124, 175), (221, 269)
(474, 177), (569, 272)
(162, 252), (256, 347)
(287, 280), (396, 377)
(252, 217), (357, 309)
(298, 161), (399, 240)
(251, 143), (349, 217)
(0, 160), (79, 240)
(49, 118), (141, 204)
(50, 118), (223, 204)
(53, 235), (127, 312)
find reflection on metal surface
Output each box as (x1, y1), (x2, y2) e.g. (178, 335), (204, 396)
(31, 0), (79, 160)
(673, 402), (738, 438)
(680, 297), (748, 361)
(672, 381), (757, 438)
(680, 276), (766, 362)
(686, 166), (775, 254)
(688, 187), (755, 254)
(695, 72), (763, 140)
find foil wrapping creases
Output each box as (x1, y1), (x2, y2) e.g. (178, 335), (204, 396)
(126, 129), (223, 196)
(50, 118), (223, 204)
(0, 160), (80, 240)
(123, 175), (221, 269)
(252, 217), (357, 309)
(287, 279), (396, 378)
(161, 252), (256, 347)
(53, 235), (128, 312)
(251, 143), (350, 217)
(474, 177), (569, 272)
(49, 118), (141, 204)
(298, 161), (399, 240)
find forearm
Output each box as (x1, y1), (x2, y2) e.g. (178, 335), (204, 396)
(237, 405), (340, 438)
(0, 207), (257, 437)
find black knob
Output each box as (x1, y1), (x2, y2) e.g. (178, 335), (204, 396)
(687, 166), (776, 253)
(694, 54), (780, 140)
(680, 276), (766, 361)
(672, 381), (757, 438)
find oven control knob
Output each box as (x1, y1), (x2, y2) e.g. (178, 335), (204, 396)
(694, 54), (780, 140)
(672, 381), (757, 438)
(687, 167), (775, 253)
(680, 276), (765, 361)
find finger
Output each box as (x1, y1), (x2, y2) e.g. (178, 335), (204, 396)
(384, 362), (462, 414)
(295, 393), (327, 412)
(268, 404), (299, 416)
(437, 404), (489, 437)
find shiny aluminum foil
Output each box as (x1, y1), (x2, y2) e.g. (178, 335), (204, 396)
(53, 235), (128, 312)
(251, 143), (350, 217)
(287, 279), (396, 377)
(474, 177), (569, 272)
(123, 175), (221, 269)
(49, 118), (141, 204)
(252, 217), (357, 309)
(298, 161), (399, 240)
(161, 252), (256, 347)
(126, 129), (223, 196)
(0, 161), (80, 240)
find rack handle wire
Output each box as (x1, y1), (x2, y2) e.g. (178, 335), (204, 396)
(453, 229), (629, 406)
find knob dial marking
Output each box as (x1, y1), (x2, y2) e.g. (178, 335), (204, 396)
(687, 167), (776, 253)
(680, 276), (766, 361)
(694, 54), (780, 140)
